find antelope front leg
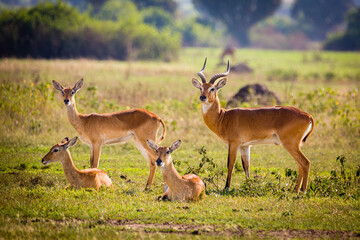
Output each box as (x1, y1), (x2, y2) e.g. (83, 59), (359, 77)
(225, 142), (239, 190)
(90, 143), (102, 168)
(158, 185), (172, 201)
(133, 138), (157, 190)
(145, 159), (156, 191)
(239, 146), (251, 178)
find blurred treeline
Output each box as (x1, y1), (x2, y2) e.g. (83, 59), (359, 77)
(0, 0), (359, 60)
(0, 1), (185, 60)
(323, 7), (360, 51)
(0, 1), (225, 60)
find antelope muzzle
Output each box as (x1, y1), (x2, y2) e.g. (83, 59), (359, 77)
(199, 95), (207, 102)
(156, 158), (164, 167)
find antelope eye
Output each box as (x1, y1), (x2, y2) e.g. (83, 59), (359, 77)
(61, 92), (64, 96)
(210, 88), (215, 92)
(71, 90), (76, 95)
(53, 148), (59, 152)
(166, 151), (170, 154)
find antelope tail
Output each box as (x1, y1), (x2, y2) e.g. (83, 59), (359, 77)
(157, 118), (166, 143)
(302, 117), (314, 143)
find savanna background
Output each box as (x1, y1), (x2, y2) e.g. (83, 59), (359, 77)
(0, 0), (360, 239)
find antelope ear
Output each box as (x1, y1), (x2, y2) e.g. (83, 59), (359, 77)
(64, 137), (78, 149)
(169, 140), (181, 153)
(61, 137), (69, 143)
(146, 139), (158, 151)
(72, 78), (84, 93)
(191, 78), (202, 89)
(215, 78), (227, 91)
(52, 80), (64, 92)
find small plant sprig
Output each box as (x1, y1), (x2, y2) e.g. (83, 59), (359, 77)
(336, 155), (347, 179)
(177, 149), (360, 199)
(185, 146), (216, 175)
(181, 146), (223, 192)
(308, 154), (360, 199)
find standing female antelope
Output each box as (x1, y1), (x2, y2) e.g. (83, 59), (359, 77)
(41, 137), (113, 190)
(146, 139), (205, 202)
(52, 79), (166, 190)
(191, 58), (314, 193)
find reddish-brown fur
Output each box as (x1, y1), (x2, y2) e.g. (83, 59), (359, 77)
(220, 47), (235, 63)
(41, 137), (113, 190)
(147, 139), (205, 202)
(52, 79), (166, 190)
(192, 59), (314, 193)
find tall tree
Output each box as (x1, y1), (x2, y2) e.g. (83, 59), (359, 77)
(324, 7), (360, 50)
(87, 0), (108, 13)
(291, 0), (354, 40)
(192, 0), (281, 46)
(132, 0), (177, 14)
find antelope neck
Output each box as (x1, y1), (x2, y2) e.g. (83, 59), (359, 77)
(202, 97), (223, 135)
(61, 150), (81, 183)
(162, 159), (184, 189)
(66, 100), (83, 131)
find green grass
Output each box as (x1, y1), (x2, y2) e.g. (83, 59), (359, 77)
(0, 48), (360, 238)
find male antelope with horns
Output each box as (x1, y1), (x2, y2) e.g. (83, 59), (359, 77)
(191, 58), (314, 193)
(52, 79), (166, 190)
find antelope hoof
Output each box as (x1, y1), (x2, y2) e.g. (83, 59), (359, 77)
(158, 195), (170, 201)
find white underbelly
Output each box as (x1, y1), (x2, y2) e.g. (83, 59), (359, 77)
(103, 132), (134, 145)
(79, 135), (91, 145)
(241, 134), (281, 146)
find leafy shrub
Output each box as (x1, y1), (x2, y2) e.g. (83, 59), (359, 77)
(95, 0), (141, 22)
(323, 7), (360, 51)
(177, 18), (225, 47)
(184, 147), (360, 199)
(0, 81), (53, 135)
(141, 7), (175, 30)
(0, 1), (180, 60)
(293, 88), (360, 138)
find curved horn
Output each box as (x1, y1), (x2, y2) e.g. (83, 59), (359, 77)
(209, 60), (230, 84)
(197, 58), (207, 83)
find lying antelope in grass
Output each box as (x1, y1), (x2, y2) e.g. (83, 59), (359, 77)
(192, 58), (314, 193)
(146, 139), (205, 202)
(42, 137), (113, 190)
(52, 79), (166, 190)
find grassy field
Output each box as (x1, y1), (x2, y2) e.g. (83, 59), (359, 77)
(0, 48), (360, 239)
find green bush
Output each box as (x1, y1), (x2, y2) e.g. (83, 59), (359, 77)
(323, 7), (360, 51)
(141, 7), (175, 30)
(0, 1), (180, 60)
(177, 18), (224, 47)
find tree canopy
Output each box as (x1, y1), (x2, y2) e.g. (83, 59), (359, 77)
(291, 0), (354, 40)
(0, 2), (180, 60)
(192, 0), (281, 46)
(142, 7), (175, 29)
(131, 0), (177, 14)
(324, 7), (360, 50)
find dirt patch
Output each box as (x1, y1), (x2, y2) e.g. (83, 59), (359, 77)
(107, 220), (359, 239)
(26, 218), (360, 239)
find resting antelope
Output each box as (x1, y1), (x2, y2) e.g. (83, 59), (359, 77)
(146, 139), (205, 202)
(41, 137), (113, 190)
(191, 59), (314, 193)
(52, 79), (166, 190)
